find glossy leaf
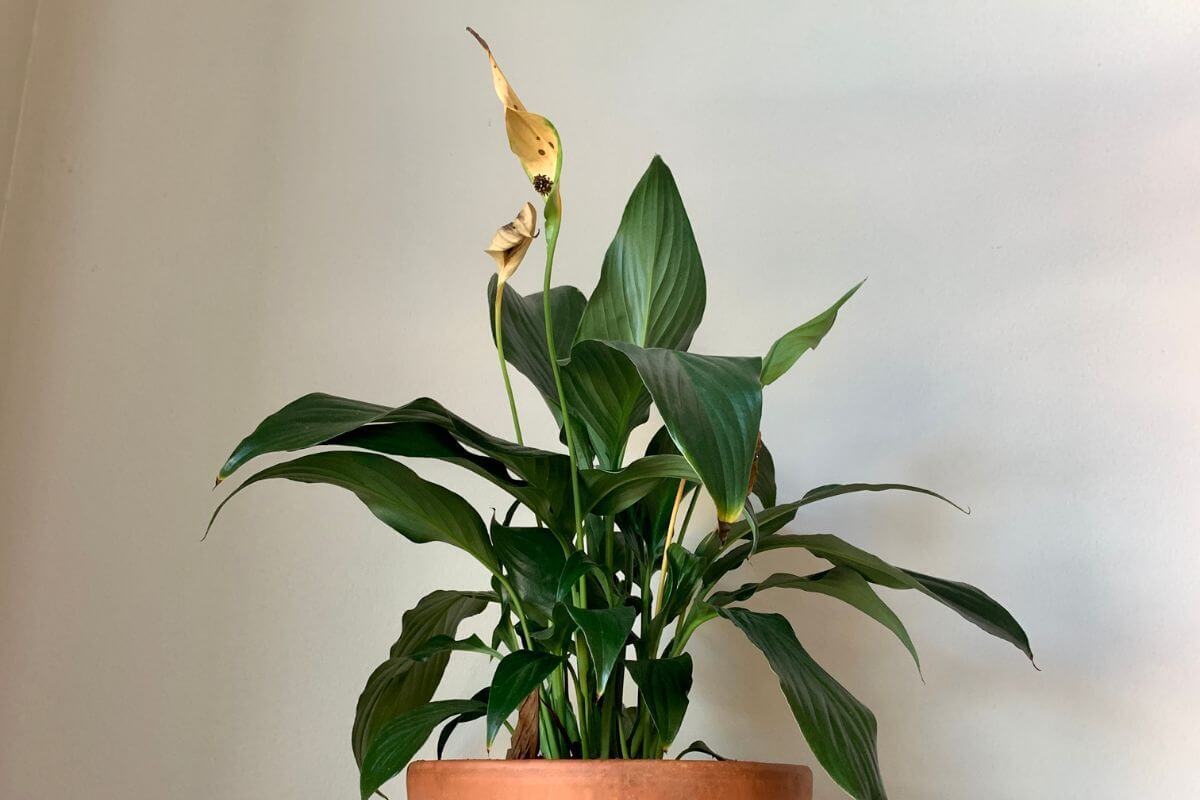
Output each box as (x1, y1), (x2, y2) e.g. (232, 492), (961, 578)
(602, 343), (763, 523)
(557, 550), (612, 604)
(488, 276), (586, 412)
(675, 740), (728, 761)
(359, 699), (484, 799)
(562, 339), (652, 468)
(486, 651), (564, 746)
(627, 654), (694, 747)
(209, 452), (499, 572)
(566, 604), (636, 695)
(720, 608), (885, 800)
(761, 281), (863, 385)
(751, 441), (777, 508)
(576, 156), (706, 351)
(581, 454), (698, 518)
(351, 590), (492, 765)
(491, 522), (568, 622)
(709, 568), (920, 673)
(905, 570), (1035, 664)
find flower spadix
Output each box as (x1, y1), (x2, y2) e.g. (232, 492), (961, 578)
(467, 27), (562, 200)
(486, 202), (538, 285)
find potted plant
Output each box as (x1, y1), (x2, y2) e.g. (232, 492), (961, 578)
(208, 29), (1034, 800)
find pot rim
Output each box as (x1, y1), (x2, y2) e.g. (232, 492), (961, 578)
(410, 758), (810, 772)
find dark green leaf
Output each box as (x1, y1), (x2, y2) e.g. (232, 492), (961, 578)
(581, 454), (698, 518)
(675, 740), (728, 761)
(599, 343), (762, 524)
(576, 156), (706, 351)
(565, 605), (636, 695)
(409, 634), (502, 663)
(491, 522), (568, 622)
(486, 651), (564, 746)
(761, 281), (864, 385)
(436, 688), (489, 760)
(351, 590), (491, 766)
(562, 340), (652, 468)
(488, 275), (587, 411)
(720, 608), (885, 800)
(627, 654), (694, 747)
(209, 452), (499, 571)
(660, 543), (703, 622)
(709, 568), (920, 673)
(904, 570), (1035, 664)
(359, 699), (484, 799)
(557, 550), (612, 604)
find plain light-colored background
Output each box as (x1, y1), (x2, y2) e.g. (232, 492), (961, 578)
(2, 2), (1198, 798)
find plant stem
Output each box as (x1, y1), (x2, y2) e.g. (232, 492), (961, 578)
(653, 479), (688, 616)
(540, 195), (593, 757)
(493, 285), (524, 445)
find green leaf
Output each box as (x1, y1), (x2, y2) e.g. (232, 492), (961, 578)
(576, 155), (706, 351)
(699, 482), (966, 559)
(209, 452), (499, 572)
(215, 392), (573, 533)
(709, 533), (1034, 664)
(359, 699), (484, 799)
(675, 740), (728, 761)
(409, 634), (502, 662)
(581, 454), (698, 518)
(562, 340), (652, 468)
(599, 343), (762, 523)
(627, 654), (694, 747)
(720, 608), (885, 800)
(352, 590), (491, 766)
(565, 604), (636, 695)
(488, 275), (586, 412)
(486, 650), (563, 746)
(904, 570), (1035, 664)
(436, 688), (489, 760)
(761, 281), (864, 385)
(709, 568), (920, 674)
(660, 543), (703, 622)
(217, 392), (389, 482)
(491, 522), (568, 622)
(557, 550), (612, 604)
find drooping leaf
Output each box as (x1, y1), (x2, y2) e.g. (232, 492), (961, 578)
(761, 281), (864, 385)
(409, 634), (502, 663)
(359, 699), (484, 799)
(904, 570), (1035, 664)
(660, 543), (703, 622)
(488, 276), (587, 413)
(209, 452), (499, 571)
(627, 654), (694, 747)
(576, 156), (706, 351)
(709, 568), (920, 673)
(436, 687), (489, 760)
(617, 427), (695, 555)
(486, 650), (564, 746)
(565, 604), (636, 695)
(699, 482), (966, 559)
(491, 522), (568, 622)
(720, 608), (885, 800)
(675, 740), (728, 761)
(351, 590), (492, 766)
(710, 534), (1034, 664)
(599, 343), (762, 524)
(216, 392), (574, 533)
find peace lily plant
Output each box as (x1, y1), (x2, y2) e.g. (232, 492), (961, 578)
(208, 29), (1034, 800)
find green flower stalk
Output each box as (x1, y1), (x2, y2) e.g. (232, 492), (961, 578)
(485, 202), (537, 444)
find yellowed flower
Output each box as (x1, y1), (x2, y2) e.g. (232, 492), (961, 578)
(486, 202), (538, 284)
(467, 27), (562, 198)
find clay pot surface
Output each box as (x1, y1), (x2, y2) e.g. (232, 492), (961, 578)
(407, 758), (813, 799)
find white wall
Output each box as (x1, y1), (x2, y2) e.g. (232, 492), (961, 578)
(1, 2), (1197, 798)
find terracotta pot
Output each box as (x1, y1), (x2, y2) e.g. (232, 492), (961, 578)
(407, 759), (813, 799)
